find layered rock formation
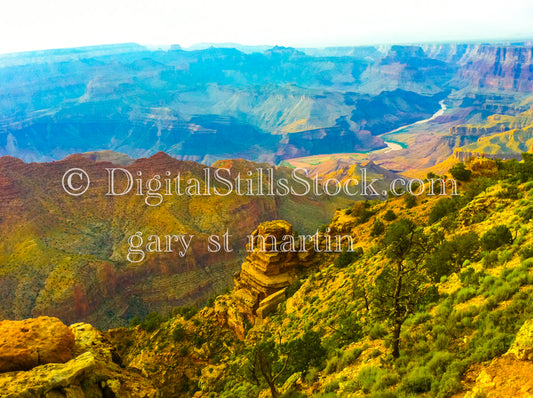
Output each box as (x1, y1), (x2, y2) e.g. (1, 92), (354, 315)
(233, 220), (314, 319)
(449, 109), (533, 162)
(455, 45), (533, 92)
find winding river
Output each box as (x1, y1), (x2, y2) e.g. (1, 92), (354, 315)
(382, 99), (447, 153)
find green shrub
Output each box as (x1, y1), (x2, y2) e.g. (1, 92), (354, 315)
(357, 367), (382, 394)
(404, 194), (416, 209)
(480, 225), (513, 251)
(471, 212), (486, 224)
(498, 249), (512, 265)
(419, 285), (441, 308)
(482, 251), (499, 268)
(129, 316), (140, 328)
(340, 347), (363, 368)
(460, 267), (485, 287)
(140, 312), (165, 333)
(324, 380), (340, 393)
(172, 306), (198, 320)
(523, 257), (533, 268)
(479, 275), (497, 293)
(374, 372), (399, 391)
(371, 219), (385, 236)
(384, 209), (397, 221)
(434, 334), (451, 351)
(343, 380), (360, 393)
(286, 279), (303, 298)
(334, 247), (363, 268)
(172, 324), (186, 342)
(492, 284), (516, 302)
(285, 330), (327, 376)
(429, 197), (457, 224)
(470, 331), (513, 362)
(449, 162), (471, 181)
(497, 184), (520, 199)
(427, 351), (454, 376)
(435, 371), (463, 398)
(368, 323), (388, 340)
(519, 244), (533, 260)
(426, 232), (480, 281)
(411, 312), (433, 326)
(304, 367), (320, 384)
(324, 358), (337, 375)
(332, 313), (363, 346)
(403, 367), (432, 393)
(519, 206), (533, 222)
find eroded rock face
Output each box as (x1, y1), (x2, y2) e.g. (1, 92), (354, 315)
(508, 319), (533, 361)
(0, 316), (75, 373)
(233, 220), (313, 320)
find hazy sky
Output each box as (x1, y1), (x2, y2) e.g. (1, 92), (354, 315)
(0, 0), (532, 54)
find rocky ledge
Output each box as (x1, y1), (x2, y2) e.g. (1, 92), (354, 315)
(0, 317), (157, 398)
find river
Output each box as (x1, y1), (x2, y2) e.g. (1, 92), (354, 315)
(381, 100), (447, 153)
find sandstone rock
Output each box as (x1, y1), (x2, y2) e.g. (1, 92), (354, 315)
(0, 321), (158, 398)
(256, 289), (287, 319)
(0, 316), (75, 373)
(70, 323), (117, 364)
(508, 319), (533, 361)
(0, 351), (96, 398)
(214, 296), (246, 340)
(234, 220), (312, 318)
(463, 354), (533, 398)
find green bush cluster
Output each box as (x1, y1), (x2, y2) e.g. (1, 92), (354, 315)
(334, 247), (363, 268)
(480, 225), (513, 251)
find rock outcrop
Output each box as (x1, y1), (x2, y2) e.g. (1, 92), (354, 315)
(463, 354), (533, 398)
(233, 220), (313, 319)
(463, 320), (533, 397)
(0, 319), (158, 397)
(509, 319), (533, 361)
(0, 317), (75, 373)
(455, 45), (533, 92)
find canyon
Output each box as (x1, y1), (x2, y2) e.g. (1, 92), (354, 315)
(0, 152), (351, 329)
(1, 42), (532, 165)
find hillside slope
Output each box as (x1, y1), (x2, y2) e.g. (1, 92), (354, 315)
(93, 154), (533, 397)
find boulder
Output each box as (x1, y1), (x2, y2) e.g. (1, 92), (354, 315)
(0, 316), (75, 373)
